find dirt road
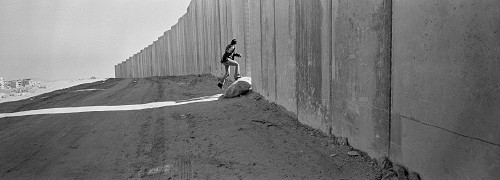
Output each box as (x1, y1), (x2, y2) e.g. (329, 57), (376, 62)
(0, 75), (381, 179)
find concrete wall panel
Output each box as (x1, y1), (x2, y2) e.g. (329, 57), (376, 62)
(188, 4), (197, 74)
(140, 50), (144, 78)
(179, 21), (182, 75)
(173, 25), (179, 75)
(124, 60), (128, 78)
(132, 54), (136, 78)
(173, 26), (178, 76)
(163, 33), (168, 76)
(118, 63), (122, 78)
(185, 14), (189, 75)
(159, 36), (165, 76)
(144, 47), (148, 77)
(174, 22), (179, 75)
(392, 0), (500, 179)
(248, 0), (262, 95)
(115, 64), (119, 78)
(134, 53), (138, 78)
(260, 0), (275, 101)
(213, 0), (223, 76)
(205, 0), (213, 75)
(190, 9), (197, 75)
(119, 63), (122, 78)
(147, 46), (151, 77)
(231, 0), (246, 76)
(146, 46), (149, 77)
(139, 50), (142, 78)
(158, 36), (163, 76)
(144, 47), (147, 77)
(127, 59), (130, 78)
(179, 17), (185, 75)
(166, 30), (173, 76)
(147, 45), (152, 77)
(149, 44), (154, 76)
(147, 46), (150, 77)
(139, 50), (143, 78)
(275, 0), (296, 114)
(170, 27), (175, 76)
(133, 54), (137, 78)
(162, 30), (172, 76)
(195, 0), (204, 75)
(219, 0), (227, 78)
(136, 53), (139, 78)
(157, 36), (161, 76)
(329, 0), (391, 158)
(142, 49), (145, 77)
(295, 0), (329, 132)
(207, 0), (214, 75)
(118, 63), (121, 78)
(225, 0), (233, 47)
(242, 0), (250, 77)
(152, 41), (157, 76)
(184, 14), (190, 74)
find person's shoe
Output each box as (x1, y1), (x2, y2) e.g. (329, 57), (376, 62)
(217, 82), (223, 89)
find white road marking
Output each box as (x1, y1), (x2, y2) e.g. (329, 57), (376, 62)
(0, 94), (222, 119)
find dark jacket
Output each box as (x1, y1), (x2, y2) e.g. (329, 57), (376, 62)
(221, 44), (240, 63)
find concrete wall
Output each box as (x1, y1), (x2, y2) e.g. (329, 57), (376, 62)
(392, 0), (500, 179)
(114, 0), (499, 178)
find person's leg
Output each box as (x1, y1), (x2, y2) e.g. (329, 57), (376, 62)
(222, 59), (240, 79)
(218, 64), (230, 88)
(221, 64), (230, 82)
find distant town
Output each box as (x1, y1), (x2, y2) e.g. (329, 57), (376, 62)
(0, 77), (38, 89)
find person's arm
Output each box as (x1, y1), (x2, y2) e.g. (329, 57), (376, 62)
(231, 46), (241, 57)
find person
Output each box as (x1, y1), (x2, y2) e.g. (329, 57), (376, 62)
(218, 39), (242, 89)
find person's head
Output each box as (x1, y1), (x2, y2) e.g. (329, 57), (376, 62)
(231, 39), (237, 45)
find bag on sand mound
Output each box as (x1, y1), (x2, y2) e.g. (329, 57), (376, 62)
(224, 77), (251, 98)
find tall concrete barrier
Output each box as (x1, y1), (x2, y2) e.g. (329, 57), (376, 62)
(113, 1), (499, 178)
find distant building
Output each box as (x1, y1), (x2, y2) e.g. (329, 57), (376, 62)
(22, 79), (36, 87)
(0, 77), (4, 89)
(7, 80), (22, 89)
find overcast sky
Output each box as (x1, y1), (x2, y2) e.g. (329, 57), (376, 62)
(0, 0), (190, 81)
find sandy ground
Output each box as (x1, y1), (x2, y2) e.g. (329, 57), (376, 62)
(0, 78), (105, 104)
(0, 75), (382, 179)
